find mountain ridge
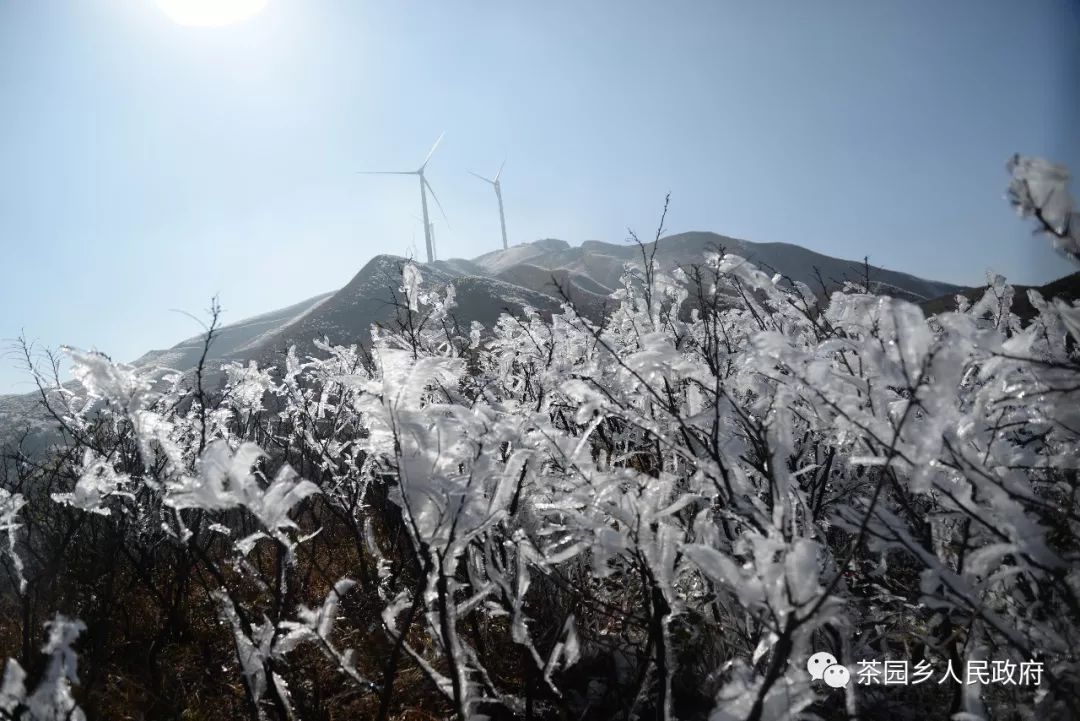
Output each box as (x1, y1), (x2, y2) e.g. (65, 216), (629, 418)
(0, 231), (978, 447)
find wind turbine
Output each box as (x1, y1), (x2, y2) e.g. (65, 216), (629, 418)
(359, 133), (448, 263)
(410, 213), (436, 262)
(469, 160), (509, 250)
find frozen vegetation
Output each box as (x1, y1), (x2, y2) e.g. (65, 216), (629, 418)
(0, 157), (1078, 720)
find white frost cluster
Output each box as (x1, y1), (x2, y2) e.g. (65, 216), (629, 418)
(0, 615), (87, 721)
(1007, 154), (1080, 261)
(12, 161), (1080, 720)
(0, 488), (26, 593)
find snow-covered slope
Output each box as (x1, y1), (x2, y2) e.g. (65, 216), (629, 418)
(466, 232), (963, 304)
(0, 231), (964, 449)
(3, 233), (961, 396)
(130, 292), (335, 373)
(237, 254), (564, 368)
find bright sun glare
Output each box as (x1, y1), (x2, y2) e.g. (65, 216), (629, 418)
(155, 0), (269, 27)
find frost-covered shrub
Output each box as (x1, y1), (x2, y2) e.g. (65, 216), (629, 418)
(1, 615), (86, 721)
(0, 157), (1077, 721)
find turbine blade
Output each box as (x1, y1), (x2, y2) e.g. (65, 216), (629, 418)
(421, 131), (445, 169)
(357, 170), (416, 175)
(495, 158), (506, 183)
(468, 170), (495, 184)
(424, 177), (450, 228)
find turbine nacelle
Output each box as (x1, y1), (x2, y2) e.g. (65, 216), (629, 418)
(467, 158), (505, 188)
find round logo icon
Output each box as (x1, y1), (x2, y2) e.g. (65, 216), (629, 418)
(807, 651), (838, 681)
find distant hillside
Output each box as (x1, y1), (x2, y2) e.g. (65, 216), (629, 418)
(468, 232), (963, 303)
(920, 270), (1080, 320)
(132, 291), (335, 373)
(0, 232), (968, 450)
(238, 255), (564, 369)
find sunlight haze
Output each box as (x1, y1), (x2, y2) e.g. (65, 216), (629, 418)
(154, 0), (269, 27)
(0, 0), (1077, 394)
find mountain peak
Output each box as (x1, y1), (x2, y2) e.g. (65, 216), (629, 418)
(530, 238), (571, 252)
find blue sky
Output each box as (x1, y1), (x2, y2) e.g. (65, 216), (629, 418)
(1, 0), (1077, 394)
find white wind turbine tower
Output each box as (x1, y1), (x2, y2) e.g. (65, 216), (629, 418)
(410, 214), (436, 262)
(359, 133), (448, 263)
(469, 160), (509, 250)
